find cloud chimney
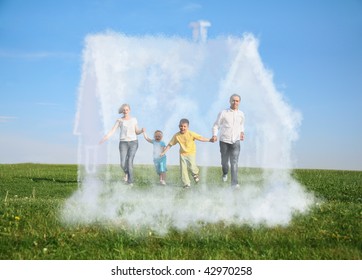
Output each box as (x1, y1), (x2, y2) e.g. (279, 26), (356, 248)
(189, 20), (211, 42)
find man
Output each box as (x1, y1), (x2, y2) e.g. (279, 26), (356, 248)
(212, 94), (245, 187)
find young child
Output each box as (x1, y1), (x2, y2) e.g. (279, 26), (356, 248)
(143, 129), (167, 185)
(160, 118), (214, 188)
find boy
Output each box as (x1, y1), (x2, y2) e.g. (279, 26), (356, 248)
(143, 129), (167, 185)
(161, 119), (213, 188)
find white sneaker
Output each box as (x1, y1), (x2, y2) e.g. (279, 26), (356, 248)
(160, 180), (166, 185)
(183, 185), (191, 189)
(232, 184), (240, 190)
(222, 174), (228, 182)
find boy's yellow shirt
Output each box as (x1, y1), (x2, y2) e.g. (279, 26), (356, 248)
(169, 130), (203, 155)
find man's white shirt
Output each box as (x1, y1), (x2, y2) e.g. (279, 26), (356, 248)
(213, 108), (245, 144)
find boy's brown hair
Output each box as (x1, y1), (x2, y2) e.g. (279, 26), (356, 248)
(179, 118), (189, 125)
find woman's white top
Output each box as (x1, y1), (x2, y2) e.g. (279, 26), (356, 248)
(119, 117), (138, 141)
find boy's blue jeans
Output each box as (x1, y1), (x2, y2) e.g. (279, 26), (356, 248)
(119, 140), (138, 183)
(153, 156), (167, 175)
(219, 140), (240, 186)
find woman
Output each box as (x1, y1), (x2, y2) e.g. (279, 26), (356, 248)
(100, 104), (144, 185)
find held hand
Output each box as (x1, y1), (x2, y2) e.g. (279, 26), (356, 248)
(211, 136), (217, 142)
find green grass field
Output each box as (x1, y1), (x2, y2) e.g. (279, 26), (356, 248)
(0, 164), (361, 260)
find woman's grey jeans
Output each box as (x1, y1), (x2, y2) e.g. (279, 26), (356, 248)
(119, 140), (138, 183)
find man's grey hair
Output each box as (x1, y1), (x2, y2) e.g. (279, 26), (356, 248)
(229, 94), (241, 102)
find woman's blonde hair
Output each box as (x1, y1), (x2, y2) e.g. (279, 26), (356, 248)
(118, 103), (130, 114)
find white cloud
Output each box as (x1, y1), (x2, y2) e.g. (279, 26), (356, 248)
(183, 3), (202, 12)
(0, 133), (77, 164)
(0, 116), (17, 123)
(0, 50), (78, 60)
(35, 102), (60, 106)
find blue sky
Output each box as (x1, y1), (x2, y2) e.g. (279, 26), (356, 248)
(0, 0), (361, 170)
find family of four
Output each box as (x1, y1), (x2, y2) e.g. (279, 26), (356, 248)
(99, 94), (245, 189)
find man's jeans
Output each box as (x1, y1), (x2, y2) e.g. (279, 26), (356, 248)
(119, 140), (138, 183)
(219, 141), (240, 186)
